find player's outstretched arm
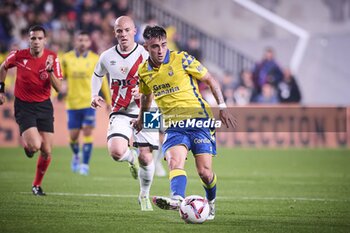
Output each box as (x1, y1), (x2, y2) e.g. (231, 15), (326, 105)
(0, 63), (8, 105)
(201, 72), (236, 128)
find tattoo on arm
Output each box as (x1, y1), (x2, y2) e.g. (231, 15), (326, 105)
(209, 79), (225, 104)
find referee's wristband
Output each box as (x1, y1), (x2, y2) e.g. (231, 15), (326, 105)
(0, 82), (5, 93)
(218, 103), (227, 110)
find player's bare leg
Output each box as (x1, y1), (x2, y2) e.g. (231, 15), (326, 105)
(195, 154), (216, 220)
(31, 131), (53, 196)
(108, 137), (139, 179)
(22, 127), (41, 158)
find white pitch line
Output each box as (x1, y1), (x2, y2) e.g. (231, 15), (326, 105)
(19, 192), (349, 202)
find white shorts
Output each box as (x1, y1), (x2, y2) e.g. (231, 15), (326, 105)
(107, 113), (159, 149)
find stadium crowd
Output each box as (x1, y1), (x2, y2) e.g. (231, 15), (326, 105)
(0, 0), (302, 106)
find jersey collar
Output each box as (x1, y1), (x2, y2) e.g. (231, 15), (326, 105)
(147, 49), (170, 71)
(115, 43), (138, 59)
(74, 50), (89, 58)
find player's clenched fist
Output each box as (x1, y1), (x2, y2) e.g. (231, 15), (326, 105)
(91, 95), (105, 109)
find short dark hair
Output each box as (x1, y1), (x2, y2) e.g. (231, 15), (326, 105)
(28, 25), (47, 36)
(77, 30), (89, 36)
(143, 25), (167, 41)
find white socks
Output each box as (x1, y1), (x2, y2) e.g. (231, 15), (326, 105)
(139, 162), (155, 197)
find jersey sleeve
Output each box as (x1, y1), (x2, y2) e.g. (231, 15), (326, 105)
(93, 55), (108, 77)
(181, 52), (208, 80)
(91, 55), (107, 97)
(3, 51), (18, 69)
(101, 78), (111, 105)
(53, 55), (63, 79)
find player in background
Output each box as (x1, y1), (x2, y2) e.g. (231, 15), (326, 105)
(90, 16), (158, 211)
(0, 25), (63, 196)
(61, 31), (111, 176)
(132, 25), (235, 220)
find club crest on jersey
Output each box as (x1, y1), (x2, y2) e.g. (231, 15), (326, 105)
(168, 66), (174, 76)
(39, 71), (49, 80)
(120, 67), (129, 74)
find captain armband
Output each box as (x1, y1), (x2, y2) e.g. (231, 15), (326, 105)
(0, 82), (5, 93)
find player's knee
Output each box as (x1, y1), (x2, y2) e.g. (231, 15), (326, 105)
(138, 147), (153, 165)
(26, 141), (41, 153)
(109, 147), (127, 161)
(138, 154), (153, 166)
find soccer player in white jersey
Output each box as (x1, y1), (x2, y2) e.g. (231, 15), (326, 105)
(91, 16), (158, 211)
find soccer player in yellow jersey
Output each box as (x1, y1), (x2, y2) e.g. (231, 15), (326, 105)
(61, 31), (110, 175)
(133, 26), (235, 220)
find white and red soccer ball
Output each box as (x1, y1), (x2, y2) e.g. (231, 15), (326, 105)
(179, 195), (210, 224)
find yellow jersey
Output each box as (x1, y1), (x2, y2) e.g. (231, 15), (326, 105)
(138, 50), (213, 122)
(62, 50), (110, 110)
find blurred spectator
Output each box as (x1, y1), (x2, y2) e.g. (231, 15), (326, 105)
(91, 11), (103, 32)
(100, 11), (117, 36)
(79, 11), (94, 33)
(0, 0), (14, 51)
(17, 29), (29, 49)
(221, 71), (237, 90)
(8, 5), (28, 40)
(252, 47), (283, 93)
(220, 71), (237, 106)
(112, 0), (131, 17)
(277, 68), (302, 103)
(52, 28), (72, 52)
(79, 0), (96, 14)
(223, 88), (235, 107)
(135, 14), (158, 44)
(182, 34), (202, 61)
(165, 25), (181, 51)
(233, 69), (258, 105)
(256, 83), (279, 104)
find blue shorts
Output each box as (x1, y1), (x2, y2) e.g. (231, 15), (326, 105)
(162, 121), (217, 156)
(67, 108), (96, 130)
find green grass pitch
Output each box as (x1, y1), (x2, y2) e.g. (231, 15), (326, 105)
(0, 147), (349, 233)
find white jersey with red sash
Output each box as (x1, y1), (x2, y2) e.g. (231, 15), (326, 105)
(93, 43), (148, 115)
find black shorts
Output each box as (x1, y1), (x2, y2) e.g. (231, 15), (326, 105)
(14, 98), (54, 135)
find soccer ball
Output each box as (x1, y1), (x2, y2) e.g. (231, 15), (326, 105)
(179, 195), (210, 224)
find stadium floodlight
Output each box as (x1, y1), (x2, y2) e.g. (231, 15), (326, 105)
(232, 0), (310, 74)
